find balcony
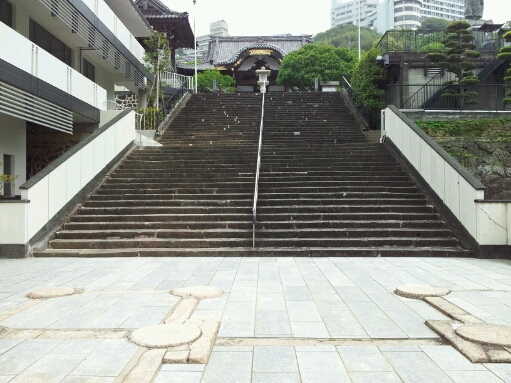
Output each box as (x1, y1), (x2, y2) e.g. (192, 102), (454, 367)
(81, 0), (146, 62)
(0, 22), (107, 110)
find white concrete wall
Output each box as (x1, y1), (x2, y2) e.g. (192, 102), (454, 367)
(0, 111), (135, 250)
(0, 114), (26, 196)
(383, 107), (511, 246)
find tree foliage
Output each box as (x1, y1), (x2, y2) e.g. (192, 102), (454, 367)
(426, 20), (481, 106)
(350, 48), (387, 111)
(276, 44), (356, 91)
(197, 70), (236, 92)
(498, 30), (511, 105)
(418, 17), (451, 31)
(314, 24), (382, 52)
(143, 30), (172, 110)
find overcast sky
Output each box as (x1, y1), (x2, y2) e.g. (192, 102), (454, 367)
(161, 0), (511, 37)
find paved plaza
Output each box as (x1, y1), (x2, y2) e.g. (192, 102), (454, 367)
(0, 256), (510, 382)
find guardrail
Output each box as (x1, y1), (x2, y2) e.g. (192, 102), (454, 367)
(387, 84), (509, 111)
(252, 93), (266, 247)
(0, 109), (136, 257)
(382, 106), (511, 257)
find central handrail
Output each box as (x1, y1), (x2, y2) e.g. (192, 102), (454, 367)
(252, 92), (266, 248)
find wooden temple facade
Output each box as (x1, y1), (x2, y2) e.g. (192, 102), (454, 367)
(178, 35), (313, 92)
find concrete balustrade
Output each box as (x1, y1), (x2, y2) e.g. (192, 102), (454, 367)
(0, 110), (136, 258)
(383, 106), (511, 256)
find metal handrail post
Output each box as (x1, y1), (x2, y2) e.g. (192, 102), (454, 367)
(252, 92), (266, 248)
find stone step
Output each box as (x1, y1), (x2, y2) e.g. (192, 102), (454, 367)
(68, 212), (440, 223)
(63, 219), (446, 231)
(54, 228), (452, 240)
(33, 247), (471, 258)
(48, 236), (460, 250)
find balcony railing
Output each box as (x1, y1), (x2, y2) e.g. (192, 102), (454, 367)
(81, 0), (145, 62)
(0, 22), (107, 109)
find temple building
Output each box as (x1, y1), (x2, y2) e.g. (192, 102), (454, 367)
(178, 35), (313, 92)
(135, 0), (195, 70)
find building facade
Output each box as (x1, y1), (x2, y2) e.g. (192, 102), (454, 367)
(0, 0), (151, 195)
(331, 0), (465, 33)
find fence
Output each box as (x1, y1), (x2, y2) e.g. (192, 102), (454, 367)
(341, 76), (381, 130)
(387, 84), (509, 111)
(376, 29), (506, 58)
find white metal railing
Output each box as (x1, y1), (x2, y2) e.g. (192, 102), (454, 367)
(161, 72), (194, 89)
(252, 93), (266, 247)
(383, 106), (511, 248)
(0, 22), (107, 109)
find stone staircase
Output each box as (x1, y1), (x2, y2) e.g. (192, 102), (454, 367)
(34, 92), (471, 257)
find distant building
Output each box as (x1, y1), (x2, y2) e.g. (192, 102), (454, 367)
(331, 0), (465, 33)
(183, 20), (230, 61)
(331, 0), (379, 28)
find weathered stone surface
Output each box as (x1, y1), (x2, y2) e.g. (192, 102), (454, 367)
(395, 285), (449, 299)
(456, 323), (511, 347)
(129, 324), (201, 348)
(163, 350), (190, 364)
(424, 296), (483, 323)
(122, 348), (166, 383)
(188, 320), (220, 364)
(27, 287), (81, 299)
(426, 320), (488, 363)
(487, 349), (511, 363)
(172, 286), (224, 299)
(165, 298), (199, 324)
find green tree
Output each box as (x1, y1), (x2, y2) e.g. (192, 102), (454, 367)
(497, 30), (511, 105)
(314, 24), (382, 52)
(276, 44), (356, 91)
(418, 17), (450, 31)
(143, 30), (172, 110)
(426, 20), (481, 106)
(350, 48), (387, 111)
(197, 70), (235, 92)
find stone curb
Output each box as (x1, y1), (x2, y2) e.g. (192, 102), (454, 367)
(395, 285), (449, 300)
(188, 320), (220, 364)
(164, 299), (198, 324)
(122, 349), (166, 383)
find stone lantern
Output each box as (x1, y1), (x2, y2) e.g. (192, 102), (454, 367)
(255, 67), (271, 94)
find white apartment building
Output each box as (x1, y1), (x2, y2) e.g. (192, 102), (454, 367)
(184, 19), (229, 59)
(331, 0), (379, 28)
(0, 0), (152, 257)
(331, 0), (465, 33)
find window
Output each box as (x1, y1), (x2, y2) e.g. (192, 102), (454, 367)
(82, 59), (95, 82)
(0, 0), (12, 28)
(29, 19), (72, 66)
(3, 154), (13, 196)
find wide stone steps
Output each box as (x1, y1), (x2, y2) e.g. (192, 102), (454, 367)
(37, 92), (472, 258)
(48, 237), (459, 250)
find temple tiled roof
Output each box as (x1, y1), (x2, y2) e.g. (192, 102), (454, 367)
(207, 36), (313, 65)
(177, 35), (312, 71)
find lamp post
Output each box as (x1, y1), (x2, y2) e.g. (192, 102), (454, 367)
(358, 0), (361, 60)
(193, 0), (197, 94)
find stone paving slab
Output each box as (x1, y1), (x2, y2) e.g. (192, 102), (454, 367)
(0, 257), (510, 382)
